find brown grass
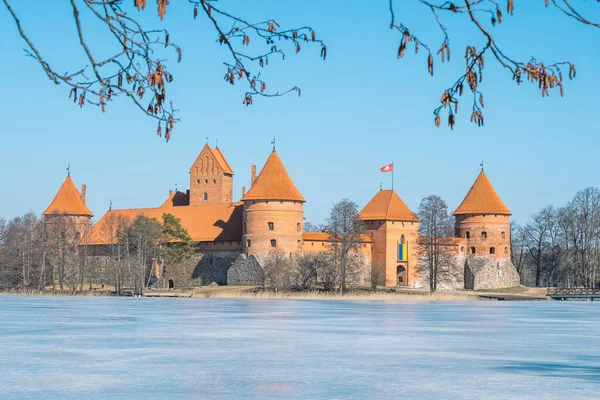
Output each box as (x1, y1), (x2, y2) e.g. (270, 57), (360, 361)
(190, 286), (483, 301)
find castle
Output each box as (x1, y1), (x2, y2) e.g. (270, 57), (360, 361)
(43, 144), (520, 290)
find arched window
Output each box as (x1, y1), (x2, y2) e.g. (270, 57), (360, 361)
(504, 247), (509, 255)
(481, 231), (487, 239)
(203, 192), (208, 201)
(490, 247), (496, 254)
(471, 247), (476, 254)
(466, 231), (470, 239)
(501, 231), (506, 239)
(270, 239), (277, 248)
(297, 222), (301, 232)
(400, 234), (405, 244)
(247, 239), (251, 248)
(460, 246), (465, 252)
(297, 240), (302, 248)
(268, 222), (274, 231)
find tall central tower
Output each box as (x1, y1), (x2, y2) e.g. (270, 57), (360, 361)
(189, 144), (234, 205)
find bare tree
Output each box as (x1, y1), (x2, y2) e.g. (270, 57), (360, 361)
(2, 0), (324, 140)
(327, 199), (367, 293)
(418, 195), (454, 292)
(5, 1), (599, 135)
(510, 221), (528, 278)
(389, 0), (597, 128)
(262, 248), (293, 292)
(293, 253), (319, 290)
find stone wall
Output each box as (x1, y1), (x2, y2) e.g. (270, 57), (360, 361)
(417, 252), (466, 291)
(227, 254), (264, 286)
(189, 251), (241, 286)
(464, 257), (520, 290)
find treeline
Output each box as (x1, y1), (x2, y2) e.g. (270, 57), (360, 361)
(511, 187), (600, 288)
(0, 212), (194, 293)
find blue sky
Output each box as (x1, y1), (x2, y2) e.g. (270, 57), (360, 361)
(1, 1), (599, 225)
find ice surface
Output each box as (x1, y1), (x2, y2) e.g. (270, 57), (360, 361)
(0, 296), (598, 399)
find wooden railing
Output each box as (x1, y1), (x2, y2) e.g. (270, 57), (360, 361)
(547, 287), (598, 295)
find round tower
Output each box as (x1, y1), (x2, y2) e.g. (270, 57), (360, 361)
(454, 171), (511, 259)
(43, 174), (94, 239)
(241, 150), (305, 255)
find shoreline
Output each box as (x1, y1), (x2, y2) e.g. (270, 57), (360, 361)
(0, 286), (550, 301)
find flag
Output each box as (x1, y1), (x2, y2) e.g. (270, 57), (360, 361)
(380, 163), (393, 173)
(398, 243), (408, 261)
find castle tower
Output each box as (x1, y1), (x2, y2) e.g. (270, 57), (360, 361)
(189, 144), (233, 205)
(43, 174), (94, 240)
(454, 171), (511, 259)
(359, 190), (420, 287)
(241, 150), (305, 255)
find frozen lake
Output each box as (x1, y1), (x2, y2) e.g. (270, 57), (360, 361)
(0, 296), (598, 399)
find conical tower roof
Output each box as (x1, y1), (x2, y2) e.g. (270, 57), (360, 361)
(359, 190), (419, 222)
(43, 176), (93, 217)
(242, 151), (305, 202)
(454, 171), (510, 215)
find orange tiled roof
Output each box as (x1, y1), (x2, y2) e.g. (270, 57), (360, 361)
(359, 190), (419, 222)
(43, 176), (93, 217)
(87, 203), (243, 245)
(454, 171), (511, 215)
(302, 231), (372, 243)
(242, 151), (305, 202)
(213, 146), (234, 175)
(190, 144), (234, 175)
(159, 191), (189, 207)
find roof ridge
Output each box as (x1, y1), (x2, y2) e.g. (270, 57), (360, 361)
(241, 151), (305, 202)
(43, 176), (93, 217)
(453, 171), (510, 215)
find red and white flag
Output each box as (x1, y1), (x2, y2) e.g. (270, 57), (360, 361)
(380, 163), (393, 173)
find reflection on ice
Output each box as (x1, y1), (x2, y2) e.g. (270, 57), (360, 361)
(0, 296), (599, 399)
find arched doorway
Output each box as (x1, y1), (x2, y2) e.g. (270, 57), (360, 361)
(397, 265), (407, 286)
(168, 279), (174, 289)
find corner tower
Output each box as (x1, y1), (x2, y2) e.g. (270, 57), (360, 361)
(359, 190), (420, 287)
(189, 144), (233, 205)
(454, 171), (511, 259)
(43, 174), (94, 237)
(241, 150), (305, 255)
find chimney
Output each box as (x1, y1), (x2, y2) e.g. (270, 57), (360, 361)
(242, 186), (246, 197)
(251, 165), (257, 185)
(81, 185), (87, 205)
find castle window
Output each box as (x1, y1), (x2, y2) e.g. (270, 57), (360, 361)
(268, 222), (274, 231)
(247, 239), (251, 248)
(504, 247), (508, 255)
(501, 231), (506, 239)
(466, 231), (470, 239)
(213, 179), (216, 184)
(400, 234), (405, 244)
(204, 192), (208, 201)
(460, 246), (465, 252)
(481, 231), (487, 239)
(297, 223), (301, 232)
(471, 247), (476, 254)
(205, 179), (208, 183)
(490, 247), (496, 255)
(270, 239), (277, 248)
(197, 180), (200, 184)
(297, 240), (301, 249)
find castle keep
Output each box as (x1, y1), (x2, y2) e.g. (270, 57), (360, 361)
(44, 144), (519, 290)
